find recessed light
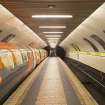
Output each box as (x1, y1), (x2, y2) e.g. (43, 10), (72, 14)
(32, 15), (73, 18)
(39, 26), (66, 29)
(43, 32), (63, 34)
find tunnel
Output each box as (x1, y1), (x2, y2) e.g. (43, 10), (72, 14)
(45, 46), (66, 58)
(0, 1), (105, 105)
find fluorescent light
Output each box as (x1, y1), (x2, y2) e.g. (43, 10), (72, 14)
(39, 26), (66, 29)
(32, 15), (73, 18)
(45, 35), (62, 38)
(48, 39), (58, 41)
(43, 32), (63, 34)
(47, 39), (59, 43)
(47, 40), (59, 43)
(47, 37), (60, 39)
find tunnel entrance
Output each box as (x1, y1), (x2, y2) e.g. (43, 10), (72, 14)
(44, 46), (66, 59)
(49, 48), (56, 57)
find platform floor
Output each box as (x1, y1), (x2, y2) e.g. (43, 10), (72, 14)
(21, 57), (81, 105)
(4, 57), (98, 105)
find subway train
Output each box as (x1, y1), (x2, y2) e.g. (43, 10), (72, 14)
(0, 44), (48, 103)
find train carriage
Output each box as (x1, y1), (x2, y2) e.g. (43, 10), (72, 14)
(0, 46), (48, 103)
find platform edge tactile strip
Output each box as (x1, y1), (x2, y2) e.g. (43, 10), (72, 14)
(3, 58), (48, 105)
(58, 58), (99, 105)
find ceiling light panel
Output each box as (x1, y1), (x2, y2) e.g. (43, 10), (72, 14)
(48, 39), (59, 41)
(32, 15), (73, 18)
(47, 40), (59, 43)
(39, 26), (66, 29)
(43, 32), (64, 34)
(47, 38), (60, 39)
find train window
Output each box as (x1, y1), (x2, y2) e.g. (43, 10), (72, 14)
(34, 50), (38, 64)
(20, 49), (28, 63)
(84, 38), (99, 52)
(91, 34), (105, 50)
(35, 49), (40, 64)
(71, 43), (80, 51)
(0, 50), (14, 70)
(11, 49), (23, 65)
(1, 34), (15, 42)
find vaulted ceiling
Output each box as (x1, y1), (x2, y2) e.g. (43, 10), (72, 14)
(0, 0), (104, 47)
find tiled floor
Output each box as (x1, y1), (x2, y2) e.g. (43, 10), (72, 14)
(35, 58), (67, 105)
(21, 57), (81, 105)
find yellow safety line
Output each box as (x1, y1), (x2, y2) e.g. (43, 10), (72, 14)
(70, 51), (105, 57)
(58, 58), (99, 105)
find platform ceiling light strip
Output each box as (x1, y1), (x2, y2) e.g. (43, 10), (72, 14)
(47, 37), (60, 39)
(46, 37), (61, 38)
(43, 32), (64, 34)
(48, 40), (58, 43)
(49, 39), (59, 42)
(46, 36), (61, 38)
(48, 40), (59, 43)
(47, 40), (59, 42)
(32, 15), (73, 18)
(45, 35), (62, 38)
(39, 26), (66, 29)
(48, 39), (59, 41)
